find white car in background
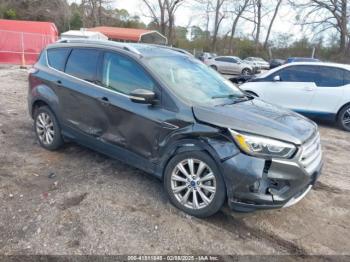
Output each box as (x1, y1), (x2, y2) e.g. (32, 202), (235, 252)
(206, 56), (255, 75)
(244, 57), (270, 70)
(240, 62), (350, 131)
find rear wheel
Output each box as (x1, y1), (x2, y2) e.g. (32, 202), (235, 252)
(164, 151), (226, 218)
(338, 104), (350, 131)
(34, 106), (64, 150)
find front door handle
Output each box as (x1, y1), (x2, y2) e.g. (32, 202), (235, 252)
(99, 96), (110, 106)
(304, 86), (314, 91)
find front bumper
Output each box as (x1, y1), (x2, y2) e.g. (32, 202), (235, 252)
(221, 133), (323, 212)
(252, 66), (260, 74)
(259, 65), (270, 70)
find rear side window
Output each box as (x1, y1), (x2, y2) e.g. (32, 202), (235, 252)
(101, 52), (155, 95)
(216, 57), (236, 63)
(65, 49), (100, 82)
(316, 66), (344, 87)
(47, 48), (71, 71)
(344, 70), (350, 85)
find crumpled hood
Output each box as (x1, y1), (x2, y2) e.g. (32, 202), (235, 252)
(193, 98), (317, 145)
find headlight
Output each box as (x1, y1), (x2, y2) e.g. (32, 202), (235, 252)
(229, 130), (296, 159)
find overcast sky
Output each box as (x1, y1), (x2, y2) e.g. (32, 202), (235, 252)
(112, 0), (309, 42)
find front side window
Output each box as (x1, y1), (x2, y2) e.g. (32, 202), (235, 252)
(47, 48), (71, 71)
(144, 55), (245, 105)
(215, 57), (226, 62)
(228, 58), (237, 63)
(269, 65), (318, 82)
(102, 52), (155, 95)
(65, 49), (100, 82)
(316, 66), (344, 87)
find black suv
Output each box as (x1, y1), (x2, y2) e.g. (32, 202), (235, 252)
(28, 40), (323, 217)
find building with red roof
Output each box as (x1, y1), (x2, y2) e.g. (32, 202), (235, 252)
(0, 19), (58, 64)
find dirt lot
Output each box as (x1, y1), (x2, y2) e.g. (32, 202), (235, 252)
(0, 65), (349, 256)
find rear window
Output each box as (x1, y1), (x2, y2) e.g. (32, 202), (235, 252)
(47, 48), (71, 71)
(65, 49), (100, 82)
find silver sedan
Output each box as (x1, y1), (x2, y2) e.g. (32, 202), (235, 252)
(205, 56), (255, 75)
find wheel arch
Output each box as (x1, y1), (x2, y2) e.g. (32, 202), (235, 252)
(336, 102), (350, 120)
(156, 136), (240, 180)
(31, 99), (49, 118)
(29, 84), (61, 121)
(156, 139), (216, 179)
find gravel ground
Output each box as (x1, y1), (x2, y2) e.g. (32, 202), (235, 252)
(0, 65), (349, 256)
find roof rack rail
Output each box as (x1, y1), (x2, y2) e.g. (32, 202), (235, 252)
(149, 44), (193, 57)
(56, 38), (142, 56)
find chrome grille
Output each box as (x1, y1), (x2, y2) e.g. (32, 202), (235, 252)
(300, 132), (322, 174)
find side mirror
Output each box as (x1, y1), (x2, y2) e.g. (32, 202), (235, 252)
(273, 75), (281, 81)
(129, 89), (156, 104)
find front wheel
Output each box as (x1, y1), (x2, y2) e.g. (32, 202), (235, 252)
(164, 151), (226, 218)
(210, 65), (218, 71)
(337, 104), (350, 131)
(241, 68), (252, 76)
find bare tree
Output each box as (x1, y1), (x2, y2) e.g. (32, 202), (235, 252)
(291, 0), (349, 52)
(141, 0), (167, 35)
(240, 0), (262, 51)
(227, 0), (251, 54)
(81, 0), (111, 27)
(2, 0), (71, 31)
(165, 0), (185, 44)
(212, 0), (226, 52)
(263, 0), (283, 49)
(254, 0), (262, 51)
(141, 0), (184, 44)
(194, 0), (212, 43)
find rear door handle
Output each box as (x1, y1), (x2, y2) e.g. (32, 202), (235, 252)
(56, 80), (62, 86)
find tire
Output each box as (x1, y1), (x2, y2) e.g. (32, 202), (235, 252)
(241, 68), (251, 76)
(34, 106), (64, 150)
(337, 104), (350, 131)
(164, 151), (226, 218)
(210, 65), (218, 71)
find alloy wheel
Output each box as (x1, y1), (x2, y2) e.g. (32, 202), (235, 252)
(36, 112), (55, 145)
(343, 109), (350, 127)
(242, 69), (250, 75)
(170, 158), (216, 210)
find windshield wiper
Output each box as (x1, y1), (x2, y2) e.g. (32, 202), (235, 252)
(213, 94), (253, 106)
(212, 94), (247, 99)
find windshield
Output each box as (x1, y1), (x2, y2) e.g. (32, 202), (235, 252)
(144, 56), (246, 105)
